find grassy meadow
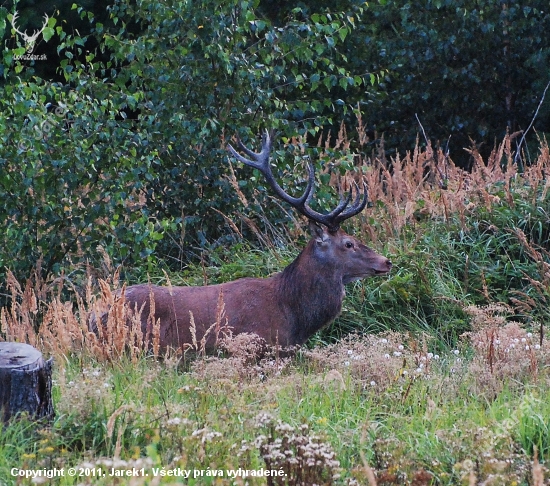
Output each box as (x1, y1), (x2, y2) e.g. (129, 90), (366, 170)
(1, 134), (550, 485)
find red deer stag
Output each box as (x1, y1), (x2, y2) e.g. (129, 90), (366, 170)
(120, 130), (392, 349)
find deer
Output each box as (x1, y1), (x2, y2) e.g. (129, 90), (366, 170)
(115, 130), (392, 351)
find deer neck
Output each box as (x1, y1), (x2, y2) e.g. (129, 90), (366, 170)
(276, 244), (344, 345)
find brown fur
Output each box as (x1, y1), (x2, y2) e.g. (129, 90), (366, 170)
(122, 224), (391, 350)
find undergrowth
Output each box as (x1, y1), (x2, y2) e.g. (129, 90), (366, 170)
(1, 134), (550, 484)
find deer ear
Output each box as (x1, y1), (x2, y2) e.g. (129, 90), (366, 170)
(309, 221), (329, 243)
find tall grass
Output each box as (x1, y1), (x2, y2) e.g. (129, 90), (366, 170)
(1, 134), (550, 484)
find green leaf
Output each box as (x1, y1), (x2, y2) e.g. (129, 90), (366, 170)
(338, 27), (349, 42)
(42, 27), (55, 42)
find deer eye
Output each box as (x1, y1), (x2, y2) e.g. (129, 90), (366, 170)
(345, 241), (354, 249)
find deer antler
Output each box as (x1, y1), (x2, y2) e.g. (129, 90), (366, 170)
(11, 11), (49, 53)
(227, 130), (368, 233)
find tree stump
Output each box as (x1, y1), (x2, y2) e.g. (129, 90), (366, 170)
(0, 342), (54, 423)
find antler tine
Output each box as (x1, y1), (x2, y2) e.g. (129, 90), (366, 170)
(332, 181), (369, 226)
(228, 130), (272, 170)
(238, 130), (271, 165)
(326, 187), (355, 218)
(227, 130), (315, 207)
(306, 181), (368, 232)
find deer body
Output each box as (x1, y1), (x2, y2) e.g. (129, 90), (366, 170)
(124, 225), (391, 349)
(105, 130), (392, 350)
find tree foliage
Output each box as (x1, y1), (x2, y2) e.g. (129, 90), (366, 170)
(0, 0), (365, 285)
(0, 0), (549, 290)
(345, 0), (550, 162)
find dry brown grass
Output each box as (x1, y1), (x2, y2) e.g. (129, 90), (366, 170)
(463, 304), (550, 397)
(0, 264), (155, 363)
(0, 263), (282, 370)
(191, 332), (294, 383)
(216, 128), (550, 254)
(314, 129), (550, 244)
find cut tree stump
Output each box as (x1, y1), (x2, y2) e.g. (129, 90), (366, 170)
(0, 342), (54, 423)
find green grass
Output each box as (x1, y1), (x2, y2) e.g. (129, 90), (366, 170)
(1, 343), (548, 485)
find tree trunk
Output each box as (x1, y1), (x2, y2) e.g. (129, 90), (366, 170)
(0, 342), (54, 423)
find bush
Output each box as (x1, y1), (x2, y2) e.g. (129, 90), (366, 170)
(0, 0), (367, 291)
